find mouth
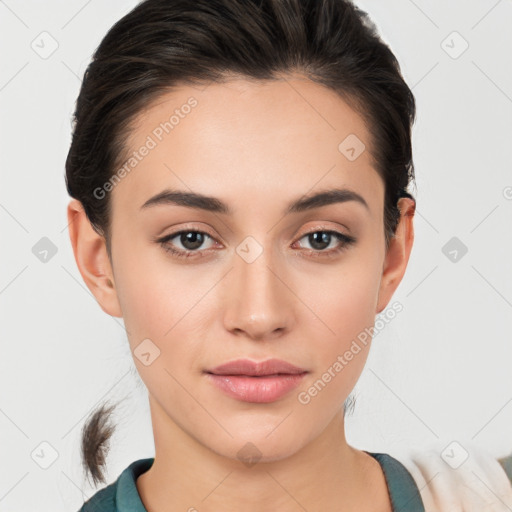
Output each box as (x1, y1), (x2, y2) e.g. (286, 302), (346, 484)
(204, 358), (309, 403)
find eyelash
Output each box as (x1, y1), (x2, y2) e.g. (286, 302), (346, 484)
(155, 228), (356, 260)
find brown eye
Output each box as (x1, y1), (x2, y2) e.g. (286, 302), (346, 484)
(157, 230), (216, 259)
(176, 231), (207, 250)
(295, 230), (356, 257)
(306, 231), (333, 250)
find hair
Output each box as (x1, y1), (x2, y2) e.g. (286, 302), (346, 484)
(66, 0), (417, 487)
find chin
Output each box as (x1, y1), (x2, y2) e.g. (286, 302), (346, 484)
(205, 428), (309, 467)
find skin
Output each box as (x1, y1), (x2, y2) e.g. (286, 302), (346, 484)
(68, 74), (415, 511)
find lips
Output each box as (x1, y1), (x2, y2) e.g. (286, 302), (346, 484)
(204, 358), (308, 403)
(206, 358), (308, 377)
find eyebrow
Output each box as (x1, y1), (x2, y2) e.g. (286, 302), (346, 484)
(140, 187), (370, 215)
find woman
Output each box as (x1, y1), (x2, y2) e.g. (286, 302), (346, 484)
(65, 0), (512, 510)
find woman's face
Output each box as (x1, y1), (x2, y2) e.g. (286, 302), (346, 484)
(79, 75), (413, 463)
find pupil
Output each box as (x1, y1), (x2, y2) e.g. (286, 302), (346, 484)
(181, 232), (204, 250)
(310, 232), (330, 250)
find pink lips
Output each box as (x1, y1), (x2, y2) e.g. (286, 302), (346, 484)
(204, 358), (308, 403)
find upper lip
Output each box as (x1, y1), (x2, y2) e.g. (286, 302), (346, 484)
(206, 358), (308, 376)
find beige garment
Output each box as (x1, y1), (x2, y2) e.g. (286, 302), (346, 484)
(393, 441), (512, 511)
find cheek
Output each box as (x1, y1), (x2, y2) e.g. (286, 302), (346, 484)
(113, 241), (199, 336)
(298, 256), (382, 399)
(113, 254), (208, 398)
(112, 245), (220, 378)
(295, 279), (377, 422)
(305, 262), (381, 348)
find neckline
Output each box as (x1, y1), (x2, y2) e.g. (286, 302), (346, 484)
(117, 453), (425, 512)
(364, 451), (425, 511)
(116, 458), (153, 511)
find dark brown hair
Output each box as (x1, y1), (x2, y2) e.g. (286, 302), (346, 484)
(66, 0), (417, 486)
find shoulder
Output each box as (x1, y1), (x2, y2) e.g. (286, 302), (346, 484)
(77, 482), (116, 512)
(391, 441), (512, 512)
(76, 458), (154, 512)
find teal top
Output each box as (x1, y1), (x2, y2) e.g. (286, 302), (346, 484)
(77, 451), (432, 511)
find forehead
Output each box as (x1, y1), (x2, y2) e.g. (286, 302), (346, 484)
(110, 75), (383, 217)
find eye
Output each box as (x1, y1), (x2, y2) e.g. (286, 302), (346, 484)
(156, 230), (217, 259)
(294, 229), (356, 257)
(155, 228), (356, 261)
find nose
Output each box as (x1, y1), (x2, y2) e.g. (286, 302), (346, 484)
(222, 241), (294, 341)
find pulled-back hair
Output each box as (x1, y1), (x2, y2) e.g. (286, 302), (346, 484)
(66, 0), (416, 486)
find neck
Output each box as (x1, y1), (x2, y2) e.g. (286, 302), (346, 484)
(136, 395), (392, 512)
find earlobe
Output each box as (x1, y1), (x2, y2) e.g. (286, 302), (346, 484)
(66, 199), (123, 318)
(375, 197), (416, 315)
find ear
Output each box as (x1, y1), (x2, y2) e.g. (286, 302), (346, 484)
(376, 197), (416, 314)
(67, 199), (123, 318)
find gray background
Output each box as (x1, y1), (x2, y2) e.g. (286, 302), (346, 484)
(1, 0), (511, 510)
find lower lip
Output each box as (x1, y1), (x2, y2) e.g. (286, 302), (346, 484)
(205, 372), (307, 403)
